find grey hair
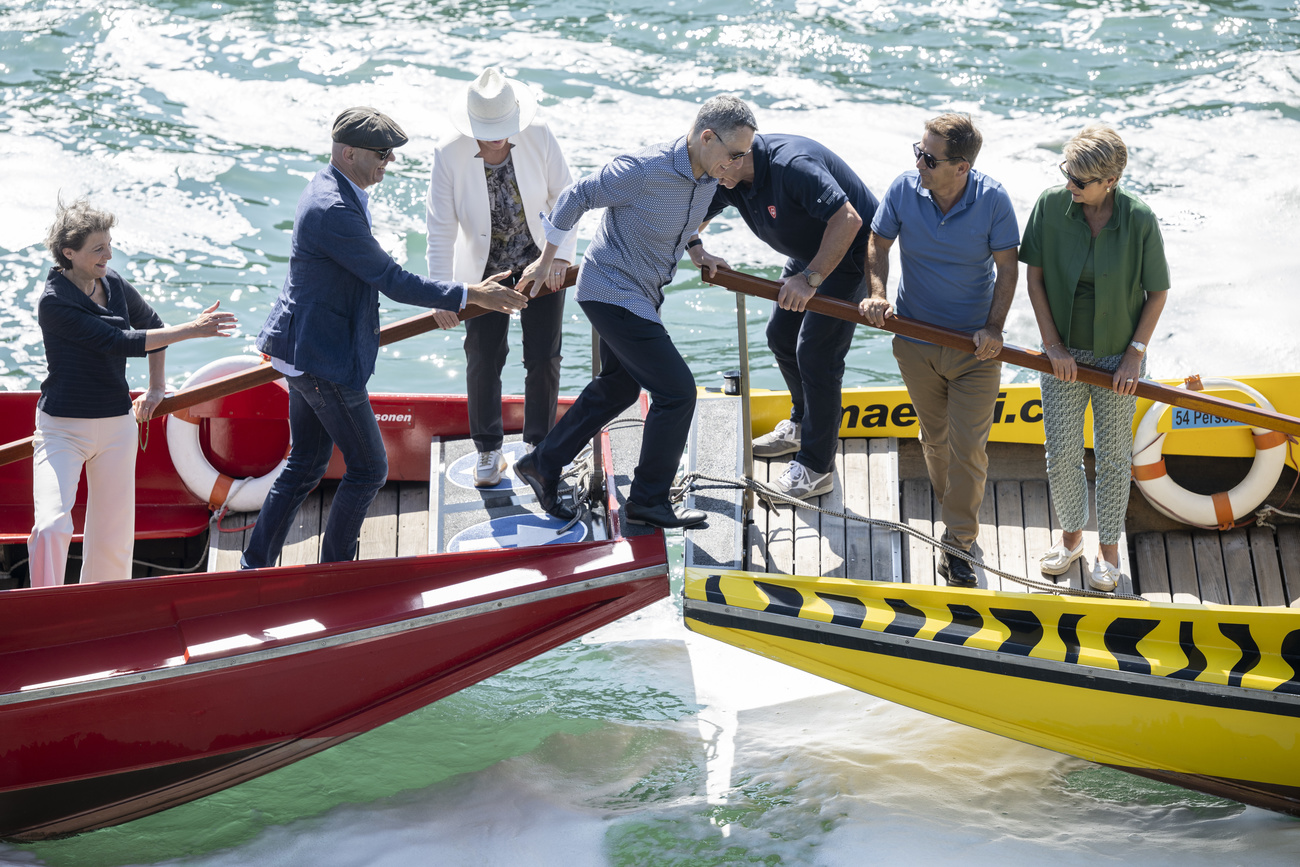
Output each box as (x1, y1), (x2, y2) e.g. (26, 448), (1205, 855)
(45, 196), (116, 270)
(692, 94), (758, 139)
(1063, 124), (1128, 183)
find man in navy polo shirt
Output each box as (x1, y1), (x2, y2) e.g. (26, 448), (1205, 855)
(860, 113), (1019, 588)
(691, 134), (878, 500)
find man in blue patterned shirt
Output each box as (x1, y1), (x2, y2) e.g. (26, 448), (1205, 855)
(513, 95), (757, 529)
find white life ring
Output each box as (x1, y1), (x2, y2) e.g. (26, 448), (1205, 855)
(166, 356), (290, 512)
(1131, 377), (1287, 529)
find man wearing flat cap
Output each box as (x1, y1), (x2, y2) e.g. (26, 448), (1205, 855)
(426, 68), (576, 488)
(242, 106), (526, 569)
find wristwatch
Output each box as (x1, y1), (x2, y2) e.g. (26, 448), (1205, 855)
(800, 267), (824, 288)
(1129, 340), (1147, 354)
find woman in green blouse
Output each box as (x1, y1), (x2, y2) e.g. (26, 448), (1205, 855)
(1021, 125), (1169, 592)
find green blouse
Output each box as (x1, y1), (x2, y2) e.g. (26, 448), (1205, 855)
(1019, 185), (1170, 358)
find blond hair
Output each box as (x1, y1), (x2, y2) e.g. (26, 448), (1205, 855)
(1063, 124), (1127, 183)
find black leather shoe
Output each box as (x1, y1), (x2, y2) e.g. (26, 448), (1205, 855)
(624, 500), (707, 529)
(938, 552), (978, 588)
(514, 452), (576, 521)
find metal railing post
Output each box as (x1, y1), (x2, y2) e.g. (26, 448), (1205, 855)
(736, 294), (754, 516)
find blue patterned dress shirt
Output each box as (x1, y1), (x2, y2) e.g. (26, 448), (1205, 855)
(542, 136), (717, 323)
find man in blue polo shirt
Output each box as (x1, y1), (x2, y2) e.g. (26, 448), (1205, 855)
(860, 113), (1019, 587)
(691, 133), (878, 499)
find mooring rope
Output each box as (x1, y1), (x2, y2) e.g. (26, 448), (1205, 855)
(673, 471), (1143, 600)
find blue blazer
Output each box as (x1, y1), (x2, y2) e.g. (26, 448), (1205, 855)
(258, 165), (464, 391)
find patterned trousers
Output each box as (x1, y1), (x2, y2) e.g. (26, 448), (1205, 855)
(1040, 347), (1146, 546)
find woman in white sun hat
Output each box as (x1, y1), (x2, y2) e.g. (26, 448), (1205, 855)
(426, 67), (576, 487)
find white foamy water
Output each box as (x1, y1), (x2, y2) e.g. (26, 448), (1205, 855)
(3, 0), (1300, 864)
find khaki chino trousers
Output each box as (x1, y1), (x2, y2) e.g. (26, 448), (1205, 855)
(893, 337), (1001, 552)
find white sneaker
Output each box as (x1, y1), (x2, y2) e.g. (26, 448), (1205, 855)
(1088, 558), (1123, 592)
(474, 449), (507, 487)
(774, 460), (833, 500)
(753, 419), (801, 458)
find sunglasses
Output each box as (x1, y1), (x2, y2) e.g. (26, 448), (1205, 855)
(713, 130), (752, 165)
(912, 141), (964, 170)
(355, 145), (395, 161)
(1058, 161), (1099, 189)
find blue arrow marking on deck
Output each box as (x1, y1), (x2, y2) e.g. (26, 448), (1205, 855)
(448, 514), (587, 552)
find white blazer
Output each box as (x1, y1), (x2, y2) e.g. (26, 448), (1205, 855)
(425, 121), (577, 284)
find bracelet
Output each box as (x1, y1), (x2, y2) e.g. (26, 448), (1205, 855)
(685, 237), (703, 250)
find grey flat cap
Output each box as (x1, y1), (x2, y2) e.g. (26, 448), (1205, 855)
(332, 107), (409, 149)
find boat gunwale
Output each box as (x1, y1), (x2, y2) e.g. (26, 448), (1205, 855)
(682, 595), (1300, 717)
(3, 565), (665, 708)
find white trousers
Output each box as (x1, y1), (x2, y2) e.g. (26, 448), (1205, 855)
(28, 410), (138, 587)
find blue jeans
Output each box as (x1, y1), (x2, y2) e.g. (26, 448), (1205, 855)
(241, 372), (387, 568)
(531, 300), (695, 507)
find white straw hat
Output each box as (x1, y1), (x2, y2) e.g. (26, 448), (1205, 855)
(448, 68), (539, 141)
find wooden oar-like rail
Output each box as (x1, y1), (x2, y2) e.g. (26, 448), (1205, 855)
(0, 268), (577, 468)
(705, 267), (1300, 438)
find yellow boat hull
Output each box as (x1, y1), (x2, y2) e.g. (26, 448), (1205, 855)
(684, 568), (1300, 815)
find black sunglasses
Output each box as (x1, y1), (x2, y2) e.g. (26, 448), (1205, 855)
(912, 141), (964, 170)
(355, 145), (395, 160)
(1058, 161), (1099, 189)
(713, 130), (752, 165)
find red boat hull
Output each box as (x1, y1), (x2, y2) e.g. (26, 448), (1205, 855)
(0, 535), (668, 841)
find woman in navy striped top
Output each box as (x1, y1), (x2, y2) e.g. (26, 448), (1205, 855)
(29, 198), (237, 588)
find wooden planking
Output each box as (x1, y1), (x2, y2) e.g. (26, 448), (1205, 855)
(867, 438), (900, 582)
(1191, 531), (1229, 605)
(901, 478), (935, 586)
(843, 439), (872, 581)
(1248, 526), (1285, 607)
(1219, 529), (1258, 606)
(931, 486), (947, 584)
(1021, 481), (1052, 587)
(358, 485), (399, 561)
(1279, 525), (1300, 606)
(278, 490), (323, 567)
(974, 482), (1000, 591)
(1164, 531), (1201, 604)
(209, 510), (253, 572)
(748, 457), (769, 572)
(1133, 533), (1171, 602)
(766, 458), (795, 575)
(1044, 489), (1082, 590)
(819, 444), (848, 579)
(745, 435), (1300, 607)
(994, 481), (1026, 592)
(793, 477), (822, 579)
(397, 482), (430, 557)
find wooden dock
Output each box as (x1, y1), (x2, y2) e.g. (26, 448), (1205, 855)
(685, 395), (1300, 607)
(208, 404), (653, 570)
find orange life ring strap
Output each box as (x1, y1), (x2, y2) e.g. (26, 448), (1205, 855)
(173, 407), (200, 426)
(1212, 491), (1234, 529)
(1132, 460), (1168, 481)
(208, 473), (234, 510)
(1254, 430), (1288, 450)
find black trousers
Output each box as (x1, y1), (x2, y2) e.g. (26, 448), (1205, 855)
(465, 281), (565, 452)
(531, 300), (695, 507)
(766, 255), (867, 475)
